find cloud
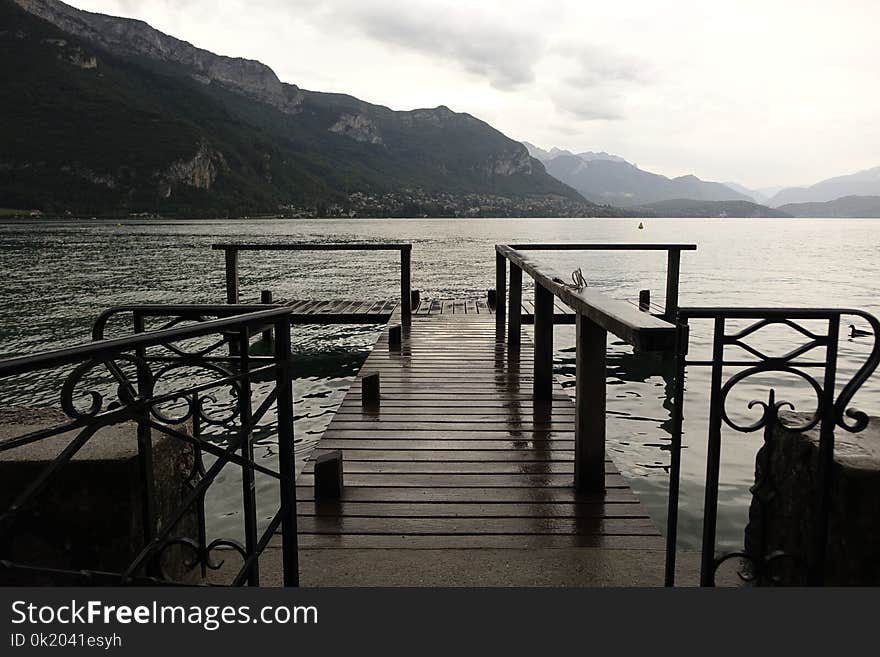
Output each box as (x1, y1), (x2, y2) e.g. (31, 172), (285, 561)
(543, 43), (651, 122)
(300, 0), (544, 90)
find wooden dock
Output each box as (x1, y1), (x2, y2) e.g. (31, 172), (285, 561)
(280, 297), (577, 323)
(214, 241), (692, 585)
(288, 302), (663, 584)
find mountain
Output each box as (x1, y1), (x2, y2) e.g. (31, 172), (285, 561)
(523, 142), (626, 165)
(777, 195), (880, 218)
(636, 199), (791, 218)
(531, 148), (753, 207)
(1, 0), (585, 216)
(722, 182), (769, 204)
(769, 166), (880, 207)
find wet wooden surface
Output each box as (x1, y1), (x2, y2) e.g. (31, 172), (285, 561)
(293, 306), (662, 551)
(280, 297), (575, 323)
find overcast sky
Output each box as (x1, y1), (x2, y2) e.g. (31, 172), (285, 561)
(73, 0), (880, 188)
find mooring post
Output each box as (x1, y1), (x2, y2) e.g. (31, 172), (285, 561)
(495, 252), (506, 339)
(575, 314), (607, 493)
(639, 289), (651, 312)
(362, 372), (380, 409)
(664, 249), (681, 321)
(533, 283), (554, 401)
(400, 247), (412, 326)
(314, 450), (344, 501)
(388, 324), (402, 350)
(508, 263), (522, 354)
(261, 290), (274, 342)
(225, 248), (239, 304)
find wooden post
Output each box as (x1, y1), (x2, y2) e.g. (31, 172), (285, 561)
(225, 248), (239, 304)
(400, 248), (412, 325)
(362, 372), (380, 409)
(388, 324), (402, 350)
(411, 289), (420, 311)
(664, 249), (681, 321)
(314, 450), (344, 501)
(639, 289), (651, 312)
(508, 263), (522, 354)
(487, 289), (497, 308)
(575, 314), (607, 493)
(261, 290), (274, 342)
(495, 252), (506, 339)
(533, 283), (554, 401)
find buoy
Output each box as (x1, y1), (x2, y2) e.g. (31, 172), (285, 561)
(638, 221), (644, 230)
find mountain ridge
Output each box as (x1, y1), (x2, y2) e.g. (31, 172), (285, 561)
(2, 0), (590, 216)
(526, 145), (753, 207)
(777, 195), (880, 218)
(769, 166), (880, 207)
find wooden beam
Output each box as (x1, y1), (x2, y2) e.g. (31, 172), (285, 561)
(665, 249), (681, 322)
(533, 283), (554, 401)
(224, 249), (239, 304)
(496, 245), (677, 351)
(400, 249), (412, 325)
(575, 314), (607, 493)
(212, 243), (412, 251)
(508, 263), (522, 353)
(495, 252), (506, 339)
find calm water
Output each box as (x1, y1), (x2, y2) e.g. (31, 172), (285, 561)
(1, 217), (878, 549)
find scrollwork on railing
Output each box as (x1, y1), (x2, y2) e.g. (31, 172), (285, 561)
(60, 354), (155, 420)
(719, 366), (823, 434)
(666, 306), (880, 587)
(1, 304), (299, 587)
(834, 310), (880, 433)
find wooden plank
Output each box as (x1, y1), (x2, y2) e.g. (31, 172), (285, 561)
(296, 502), (647, 518)
(297, 516), (658, 535)
(300, 461), (616, 475)
(296, 535), (664, 549)
(315, 440), (576, 451)
(314, 449), (580, 461)
(295, 486), (638, 503)
(296, 473), (628, 487)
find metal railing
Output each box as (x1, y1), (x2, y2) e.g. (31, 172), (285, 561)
(665, 307), (880, 586)
(0, 306), (299, 586)
(213, 242), (413, 324)
(494, 243), (694, 493)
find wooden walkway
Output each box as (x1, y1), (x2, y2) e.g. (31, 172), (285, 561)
(284, 299), (398, 323)
(294, 304), (662, 552)
(282, 297), (577, 323)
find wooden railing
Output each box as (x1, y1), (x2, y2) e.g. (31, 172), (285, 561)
(213, 243), (413, 324)
(494, 243), (695, 493)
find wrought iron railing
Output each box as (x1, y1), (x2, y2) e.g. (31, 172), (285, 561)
(664, 308), (880, 586)
(0, 306), (299, 586)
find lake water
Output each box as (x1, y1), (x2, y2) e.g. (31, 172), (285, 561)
(1, 217), (878, 550)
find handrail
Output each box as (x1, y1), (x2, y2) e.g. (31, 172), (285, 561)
(0, 307), (292, 378)
(493, 242), (693, 495)
(212, 242), (412, 251)
(92, 303), (276, 341)
(497, 245), (677, 351)
(213, 242), (413, 324)
(509, 243), (696, 251)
